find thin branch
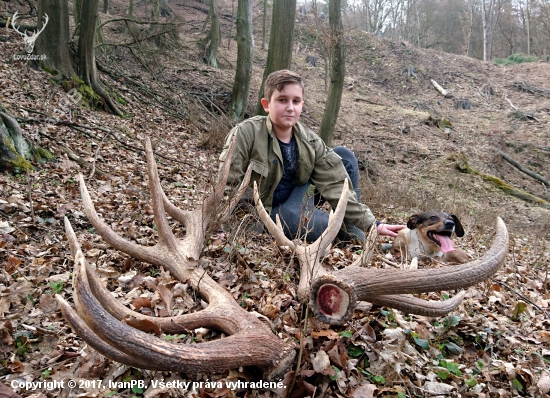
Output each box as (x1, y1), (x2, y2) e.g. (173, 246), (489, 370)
(498, 150), (549, 186)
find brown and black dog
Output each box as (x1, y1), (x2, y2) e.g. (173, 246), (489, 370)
(390, 211), (469, 264)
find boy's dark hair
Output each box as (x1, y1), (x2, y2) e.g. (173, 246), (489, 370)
(263, 70), (304, 102)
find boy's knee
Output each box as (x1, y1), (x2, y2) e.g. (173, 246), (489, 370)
(333, 146), (357, 163)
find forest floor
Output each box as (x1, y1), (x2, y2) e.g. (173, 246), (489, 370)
(0, 0), (549, 397)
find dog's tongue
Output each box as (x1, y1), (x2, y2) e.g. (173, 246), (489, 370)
(436, 234), (455, 253)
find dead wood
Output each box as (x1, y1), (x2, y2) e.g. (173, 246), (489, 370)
(455, 153), (550, 209)
(430, 79), (453, 98)
(498, 150), (549, 186)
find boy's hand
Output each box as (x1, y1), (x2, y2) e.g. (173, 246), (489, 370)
(376, 223), (406, 237)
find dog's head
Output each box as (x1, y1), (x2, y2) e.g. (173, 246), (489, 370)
(407, 211), (464, 253)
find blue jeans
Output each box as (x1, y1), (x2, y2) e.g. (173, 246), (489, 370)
(270, 146), (360, 242)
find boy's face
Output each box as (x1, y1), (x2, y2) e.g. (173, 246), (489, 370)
(261, 83), (304, 133)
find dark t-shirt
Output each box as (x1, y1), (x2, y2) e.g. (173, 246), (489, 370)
(272, 136), (298, 207)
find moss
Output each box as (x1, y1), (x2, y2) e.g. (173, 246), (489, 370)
(34, 146), (55, 162)
(451, 152), (550, 209)
(3, 136), (33, 172)
(117, 95), (127, 105)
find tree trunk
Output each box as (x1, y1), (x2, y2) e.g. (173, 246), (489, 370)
(207, 0), (220, 68)
(0, 110), (32, 172)
(103, 0), (109, 14)
(230, 0), (254, 120)
(202, 0), (212, 32)
(254, 0), (297, 115)
(35, 0), (76, 81)
(261, 0), (268, 50)
(78, 0), (122, 116)
(74, 0), (82, 35)
(128, 0), (134, 17)
(318, 0), (345, 146)
(151, 0), (160, 22)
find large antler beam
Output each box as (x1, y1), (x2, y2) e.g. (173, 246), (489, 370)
(311, 217), (509, 324)
(59, 137), (295, 379)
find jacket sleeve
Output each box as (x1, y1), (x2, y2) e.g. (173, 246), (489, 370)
(309, 140), (375, 231)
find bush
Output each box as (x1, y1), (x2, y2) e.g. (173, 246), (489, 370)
(493, 53), (539, 65)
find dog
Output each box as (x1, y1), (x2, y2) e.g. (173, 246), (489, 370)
(390, 211), (469, 264)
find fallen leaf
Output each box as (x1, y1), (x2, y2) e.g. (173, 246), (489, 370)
(6, 256), (21, 274)
(311, 349), (331, 373)
(350, 383), (377, 398)
(132, 297), (152, 310)
(39, 294), (58, 312)
(312, 329), (339, 340)
(157, 283), (173, 313)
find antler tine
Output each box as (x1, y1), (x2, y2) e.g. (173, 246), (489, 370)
(311, 217), (509, 324)
(64, 217), (241, 334)
(177, 134), (239, 229)
(144, 137), (180, 249)
(56, 296), (165, 370)
(78, 173), (164, 267)
(308, 179), (349, 254)
(369, 291), (467, 318)
(253, 181), (295, 249)
(219, 163), (253, 223)
(68, 249), (292, 374)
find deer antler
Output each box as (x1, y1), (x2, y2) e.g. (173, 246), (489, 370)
(310, 217), (509, 324)
(253, 180), (349, 303)
(252, 180), (509, 324)
(56, 137), (295, 379)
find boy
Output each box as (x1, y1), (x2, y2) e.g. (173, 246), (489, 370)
(219, 70), (403, 242)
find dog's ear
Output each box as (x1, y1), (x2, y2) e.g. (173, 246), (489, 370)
(451, 214), (465, 237)
(407, 214), (420, 229)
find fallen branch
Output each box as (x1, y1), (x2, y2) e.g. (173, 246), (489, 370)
(454, 153), (550, 210)
(504, 96), (517, 110)
(498, 150), (549, 186)
(430, 79), (453, 98)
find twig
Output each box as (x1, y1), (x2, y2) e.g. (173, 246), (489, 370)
(289, 305), (309, 395)
(493, 279), (545, 313)
(504, 96), (517, 110)
(376, 254), (401, 268)
(26, 169), (35, 224)
(88, 134), (106, 179)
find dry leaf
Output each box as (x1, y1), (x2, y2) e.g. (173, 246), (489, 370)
(6, 256), (21, 274)
(157, 283), (173, 313)
(311, 349), (331, 373)
(350, 383), (377, 398)
(39, 294), (58, 313)
(132, 297), (152, 310)
(311, 329), (339, 340)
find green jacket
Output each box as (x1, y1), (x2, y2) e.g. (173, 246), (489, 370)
(219, 115), (375, 230)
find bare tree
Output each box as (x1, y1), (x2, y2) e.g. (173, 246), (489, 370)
(254, 0), (297, 115)
(230, 0), (254, 120)
(78, 0), (122, 115)
(318, 0), (345, 146)
(35, 0), (76, 80)
(207, 0), (221, 67)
